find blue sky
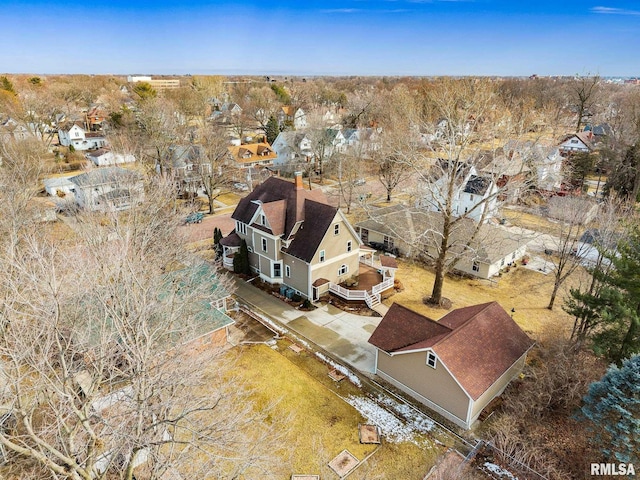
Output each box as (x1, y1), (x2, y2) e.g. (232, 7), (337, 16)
(1, 0), (639, 76)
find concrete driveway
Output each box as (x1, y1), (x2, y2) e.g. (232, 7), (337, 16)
(233, 277), (382, 373)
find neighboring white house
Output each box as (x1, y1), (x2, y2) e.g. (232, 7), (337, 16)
(44, 176), (77, 197)
(533, 145), (564, 192)
(271, 131), (313, 167)
(58, 123), (107, 151)
(559, 132), (594, 154)
(69, 167), (144, 211)
(418, 164), (498, 223)
(278, 106), (307, 130)
(87, 149), (136, 167)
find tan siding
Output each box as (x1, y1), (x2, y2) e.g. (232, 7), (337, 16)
(377, 351), (470, 424)
(310, 213), (361, 266)
(470, 353), (528, 422)
(252, 231), (280, 261)
(258, 255), (271, 276)
(283, 253), (310, 296)
(312, 253), (360, 285)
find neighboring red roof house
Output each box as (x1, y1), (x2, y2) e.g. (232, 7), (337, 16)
(368, 301), (534, 429)
(228, 142), (277, 168)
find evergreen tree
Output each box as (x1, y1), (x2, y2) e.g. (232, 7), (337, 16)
(579, 355), (640, 464)
(265, 115), (280, 144)
(1, 75), (16, 95)
(604, 143), (640, 203)
(233, 239), (250, 275)
(565, 223), (640, 364)
(213, 227), (223, 259)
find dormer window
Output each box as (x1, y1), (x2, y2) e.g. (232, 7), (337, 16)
(427, 352), (437, 368)
(260, 214), (266, 226)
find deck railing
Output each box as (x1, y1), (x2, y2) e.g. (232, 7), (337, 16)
(329, 283), (367, 300)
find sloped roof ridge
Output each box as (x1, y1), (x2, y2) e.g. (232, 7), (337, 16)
(434, 301), (496, 344)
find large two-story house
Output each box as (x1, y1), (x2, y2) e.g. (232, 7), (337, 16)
(220, 173), (362, 301)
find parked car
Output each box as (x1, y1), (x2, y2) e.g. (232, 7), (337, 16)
(185, 212), (204, 224)
(352, 178), (366, 186)
(233, 182), (249, 191)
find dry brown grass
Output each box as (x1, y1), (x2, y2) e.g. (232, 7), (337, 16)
(216, 343), (439, 479)
(217, 192), (241, 207)
(386, 259), (590, 336)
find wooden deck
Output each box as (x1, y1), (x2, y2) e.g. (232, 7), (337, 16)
(345, 264), (383, 292)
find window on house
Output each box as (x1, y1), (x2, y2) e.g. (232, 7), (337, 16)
(334, 224), (340, 235)
(319, 250), (325, 262)
(236, 222), (247, 235)
(347, 241), (352, 252)
(427, 352), (437, 368)
(338, 264), (348, 276)
(472, 261), (480, 272)
(260, 214), (266, 226)
(273, 263), (281, 278)
(247, 246), (253, 253)
(262, 238), (267, 252)
(470, 194), (474, 201)
(285, 265), (290, 277)
(383, 236), (394, 249)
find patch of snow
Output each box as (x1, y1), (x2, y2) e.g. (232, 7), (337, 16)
(246, 308), (289, 335)
(315, 352), (361, 387)
(483, 462), (519, 480)
(345, 395), (432, 445)
(377, 395), (435, 433)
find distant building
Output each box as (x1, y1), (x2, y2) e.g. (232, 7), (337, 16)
(127, 75), (180, 90)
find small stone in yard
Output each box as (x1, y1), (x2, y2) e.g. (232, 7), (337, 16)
(328, 368), (346, 382)
(289, 343), (303, 354)
(358, 424), (381, 444)
(328, 450), (359, 477)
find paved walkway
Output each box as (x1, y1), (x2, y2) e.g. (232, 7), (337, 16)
(233, 277), (382, 373)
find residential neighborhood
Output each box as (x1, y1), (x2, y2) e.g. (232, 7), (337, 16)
(0, 68), (639, 480)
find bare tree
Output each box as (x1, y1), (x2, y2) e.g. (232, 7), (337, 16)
(0, 166), (285, 478)
(198, 127), (237, 214)
(568, 74), (600, 133)
(400, 78), (533, 305)
(544, 196), (598, 309)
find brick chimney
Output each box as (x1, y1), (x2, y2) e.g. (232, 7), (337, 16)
(294, 171), (303, 190)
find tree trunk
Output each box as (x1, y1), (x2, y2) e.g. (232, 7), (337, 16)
(386, 187), (392, 202)
(208, 195), (215, 214)
(547, 283), (559, 310)
(430, 221), (451, 305)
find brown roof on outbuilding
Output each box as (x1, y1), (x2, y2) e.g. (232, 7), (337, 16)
(369, 301), (534, 400)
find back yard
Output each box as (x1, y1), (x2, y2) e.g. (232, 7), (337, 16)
(220, 343), (441, 479)
(386, 258), (587, 335)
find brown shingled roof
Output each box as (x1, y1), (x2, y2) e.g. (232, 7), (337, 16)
(368, 303), (450, 352)
(286, 200), (338, 262)
(230, 176), (327, 240)
(369, 301), (534, 400)
(261, 200), (287, 236)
